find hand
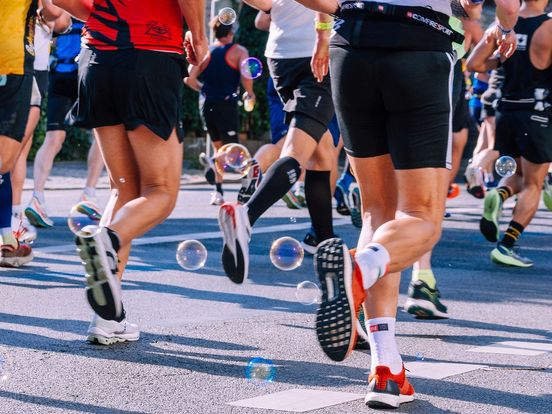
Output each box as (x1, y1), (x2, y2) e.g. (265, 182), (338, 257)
(459, 0), (483, 20)
(243, 91), (256, 103)
(184, 31), (208, 66)
(488, 25), (517, 58)
(311, 36), (330, 83)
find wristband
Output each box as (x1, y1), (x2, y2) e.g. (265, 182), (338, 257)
(315, 21), (334, 31)
(497, 24), (513, 35)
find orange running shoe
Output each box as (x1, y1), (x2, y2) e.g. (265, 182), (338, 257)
(314, 239), (366, 362)
(365, 365), (415, 408)
(447, 183), (460, 199)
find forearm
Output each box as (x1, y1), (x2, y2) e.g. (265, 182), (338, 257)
(53, 12), (72, 33)
(179, 0), (207, 42)
(241, 77), (254, 96)
(184, 77), (202, 92)
(494, 0), (519, 30)
(466, 37), (499, 72)
(51, 0), (93, 21)
(244, 0), (272, 13)
(315, 13), (332, 44)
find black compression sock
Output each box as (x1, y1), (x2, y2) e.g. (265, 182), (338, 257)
(501, 220), (524, 248)
(497, 186), (513, 203)
(305, 170), (334, 242)
(216, 183), (223, 195)
(246, 156), (301, 225)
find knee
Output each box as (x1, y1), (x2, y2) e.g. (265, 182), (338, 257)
(144, 183), (177, 218)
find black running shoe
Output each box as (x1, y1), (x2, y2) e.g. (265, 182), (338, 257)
(301, 231), (318, 255)
(404, 280), (448, 319)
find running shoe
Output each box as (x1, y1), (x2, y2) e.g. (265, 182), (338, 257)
(0, 241), (33, 268)
(447, 183), (460, 199)
(12, 215), (37, 243)
(404, 280), (449, 319)
(543, 172), (552, 211)
(301, 230), (318, 255)
(282, 190), (302, 209)
(365, 365), (415, 409)
(25, 197), (54, 228)
(209, 191), (225, 206)
(464, 163), (485, 199)
(199, 152), (216, 185)
(491, 243), (533, 267)
(87, 314), (140, 345)
(237, 159), (262, 204)
(348, 183), (362, 228)
(294, 182), (306, 207)
(218, 203), (251, 284)
(314, 238), (365, 362)
(79, 194), (103, 221)
(75, 225), (122, 320)
(334, 183), (351, 216)
(480, 189), (503, 242)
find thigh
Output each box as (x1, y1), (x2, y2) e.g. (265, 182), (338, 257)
(330, 46), (387, 159)
(384, 50), (454, 170)
(522, 109), (552, 164)
(520, 157), (550, 188)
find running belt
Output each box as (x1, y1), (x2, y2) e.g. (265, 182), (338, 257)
(338, 1), (465, 45)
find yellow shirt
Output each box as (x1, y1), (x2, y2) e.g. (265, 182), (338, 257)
(0, 0), (37, 75)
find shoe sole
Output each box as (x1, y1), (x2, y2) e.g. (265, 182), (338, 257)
(490, 249), (533, 268)
(76, 235), (122, 320)
(24, 208), (53, 228)
(78, 204), (102, 221)
(365, 391), (414, 408)
(480, 192), (501, 242)
(315, 238), (355, 362)
(404, 298), (449, 319)
(87, 331), (140, 346)
(301, 241), (317, 256)
(0, 251), (34, 268)
(218, 205), (248, 284)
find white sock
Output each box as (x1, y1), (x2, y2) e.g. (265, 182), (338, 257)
(33, 191), (45, 204)
(355, 243), (390, 289)
(83, 187), (96, 198)
(1, 227), (16, 247)
(12, 204), (23, 218)
(367, 317), (403, 375)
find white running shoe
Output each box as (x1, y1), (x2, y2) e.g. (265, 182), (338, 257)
(209, 191), (225, 206)
(25, 196), (54, 228)
(12, 215), (37, 243)
(75, 225), (122, 321)
(218, 203), (251, 284)
(464, 163), (485, 199)
(87, 314), (140, 345)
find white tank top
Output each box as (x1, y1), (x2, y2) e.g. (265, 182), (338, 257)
(337, 0), (452, 16)
(265, 0), (316, 59)
(34, 23), (52, 71)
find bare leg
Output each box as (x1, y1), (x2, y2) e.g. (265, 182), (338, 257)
(0, 136), (22, 174)
(450, 128), (468, 185)
(510, 159), (550, 227)
(253, 139), (284, 173)
(32, 130), (67, 196)
(84, 135), (104, 190)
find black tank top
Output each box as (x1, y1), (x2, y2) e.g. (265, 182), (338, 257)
(501, 14), (551, 105)
(201, 43), (241, 102)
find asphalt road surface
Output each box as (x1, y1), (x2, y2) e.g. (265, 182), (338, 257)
(1, 173), (551, 414)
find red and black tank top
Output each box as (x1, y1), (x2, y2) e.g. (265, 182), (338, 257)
(82, 0), (184, 54)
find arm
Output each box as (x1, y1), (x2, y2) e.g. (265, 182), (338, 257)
(179, 0), (208, 66)
(237, 47), (256, 102)
(492, 0), (520, 58)
(50, 0), (93, 21)
(466, 28), (499, 73)
(244, 0), (272, 13)
(294, 0), (338, 14)
(53, 11), (72, 33)
(530, 20), (552, 70)
(255, 10), (271, 31)
(183, 64), (204, 92)
(311, 13), (332, 82)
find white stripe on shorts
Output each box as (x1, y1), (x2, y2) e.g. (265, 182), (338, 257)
(445, 51), (455, 170)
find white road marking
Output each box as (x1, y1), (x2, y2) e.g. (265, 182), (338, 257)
(34, 219), (351, 255)
(228, 389), (364, 412)
(468, 341), (552, 356)
(405, 361), (487, 380)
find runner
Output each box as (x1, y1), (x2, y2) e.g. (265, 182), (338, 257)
(53, 0), (207, 344)
(0, 0), (64, 267)
(468, 0), (551, 268)
(25, 17), (104, 229)
(218, 0), (338, 284)
(185, 18), (256, 206)
(296, 0), (518, 408)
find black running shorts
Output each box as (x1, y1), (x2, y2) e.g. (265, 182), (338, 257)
(71, 48), (186, 141)
(202, 100), (240, 145)
(495, 107), (552, 164)
(0, 74), (33, 142)
(330, 46), (454, 169)
(46, 71), (78, 131)
(452, 90), (470, 133)
(267, 57), (335, 142)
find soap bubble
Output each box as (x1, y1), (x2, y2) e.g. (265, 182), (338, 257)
(295, 281), (321, 305)
(246, 357), (276, 384)
(67, 201), (102, 238)
(176, 240), (207, 271)
(240, 57), (263, 80)
(218, 7), (237, 25)
(214, 143), (251, 175)
(495, 156), (517, 177)
(270, 237), (304, 271)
